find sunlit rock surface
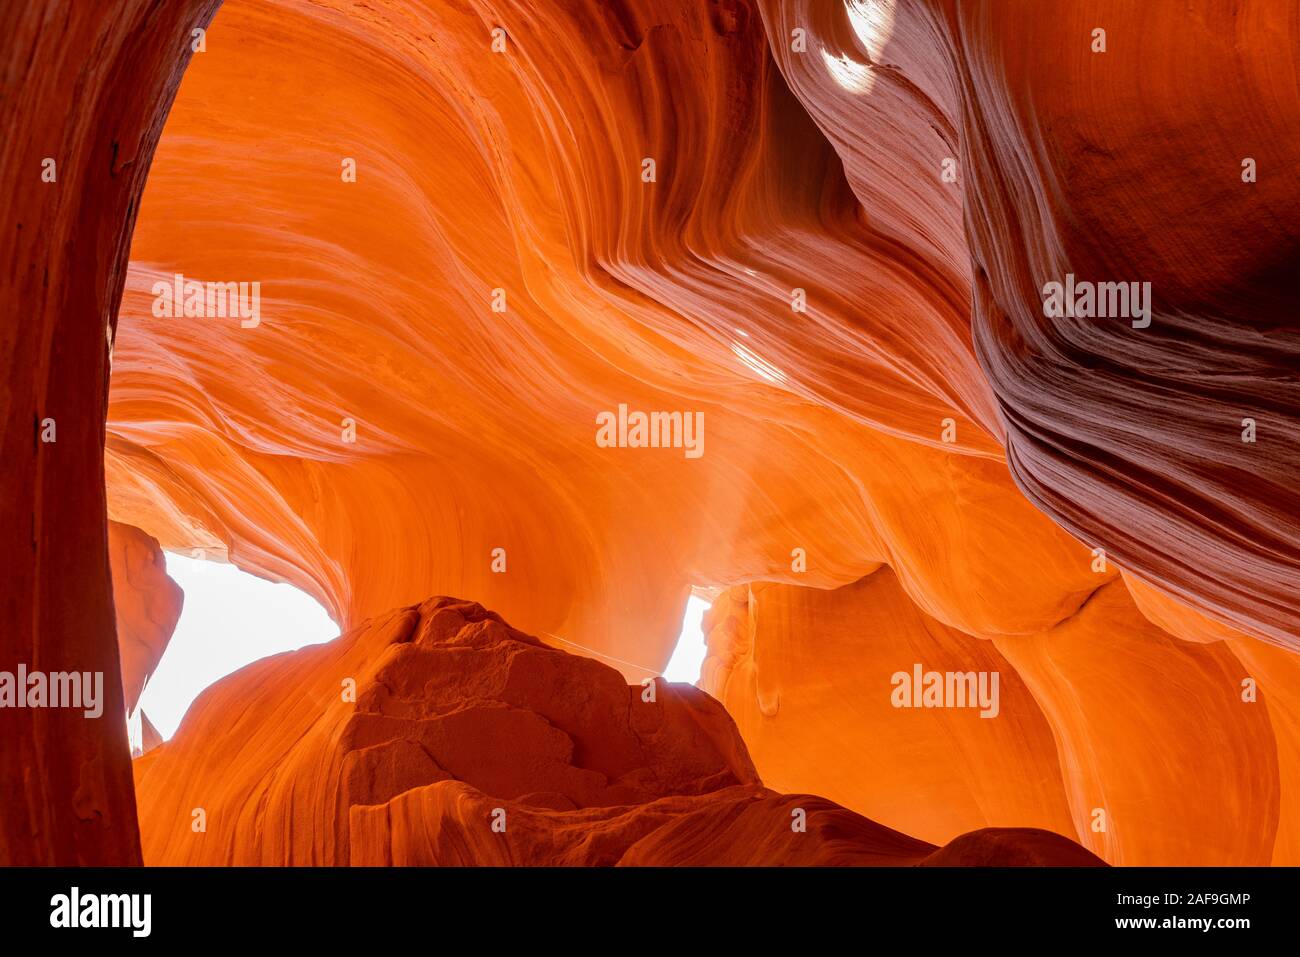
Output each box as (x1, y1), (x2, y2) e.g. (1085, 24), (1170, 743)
(109, 521), (184, 715)
(3, 0), (1296, 865)
(135, 596), (1101, 865)
(698, 571), (1078, 847)
(703, 573), (1296, 865)
(110, 0), (1300, 866)
(108, 0), (1298, 654)
(108, 0), (1103, 658)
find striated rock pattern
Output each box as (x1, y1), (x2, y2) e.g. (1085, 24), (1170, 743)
(2, 0), (1296, 866)
(135, 596), (1101, 865)
(106, 0), (1299, 657)
(699, 571), (1078, 848)
(107, 0), (1108, 659)
(703, 571), (1289, 865)
(947, 0), (1300, 650)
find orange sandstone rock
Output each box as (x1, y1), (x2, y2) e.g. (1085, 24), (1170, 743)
(3, 0), (1296, 868)
(109, 521), (184, 716)
(0, 0), (217, 866)
(699, 571), (1077, 847)
(135, 595), (1100, 866)
(702, 572), (1291, 865)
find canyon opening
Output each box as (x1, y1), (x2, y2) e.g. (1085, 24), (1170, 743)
(3, 0), (1294, 941)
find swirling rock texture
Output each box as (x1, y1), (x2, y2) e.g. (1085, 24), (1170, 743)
(3, 0), (1298, 865)
(134, 595), (1102, 865)
(701, 573), (1281, 865)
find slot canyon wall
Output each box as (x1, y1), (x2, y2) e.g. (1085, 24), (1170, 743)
(2, 0), (1297, 865)
(132, 595), (1103, 865)
(0, 0), (218, 865)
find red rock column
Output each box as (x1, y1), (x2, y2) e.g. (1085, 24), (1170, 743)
(0, 0), (217, 865)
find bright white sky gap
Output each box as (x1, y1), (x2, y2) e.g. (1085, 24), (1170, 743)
(662, 594), (711, 684)
(137, 554), (338, 738)
(139, 557), (712, 740)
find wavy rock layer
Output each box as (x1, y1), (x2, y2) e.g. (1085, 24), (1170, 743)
(699, 571), (1076, 847)
(0, 0), (217, 866)
(102, 0), (1300, 867)
(109, 0), (1107, 658)
(134, 596), (1101, 866)
(704, 571), (1289, 865)
(4, 0), (1296, 866)
(949, 0), (1300, 649)
(109, 0), (1300, 652)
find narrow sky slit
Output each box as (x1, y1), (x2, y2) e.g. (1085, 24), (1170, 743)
(662, 591), (713, 685)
